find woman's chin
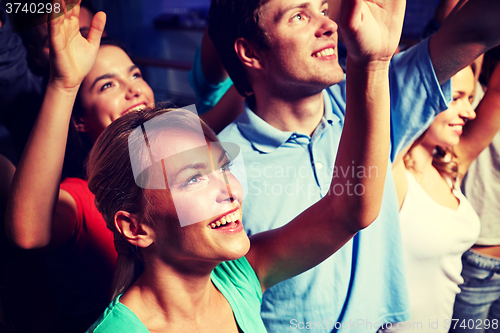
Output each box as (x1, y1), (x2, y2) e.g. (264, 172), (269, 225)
(222, 235), (251, 261)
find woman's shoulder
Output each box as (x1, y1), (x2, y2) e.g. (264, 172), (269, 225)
(59, 176), (105, 230)
(212, 258), (268, 333)
(60, 177), (92, 202)
(60, 177), (89, 190)
(212, 257), (259, 289)
(86, 295), (149, 333)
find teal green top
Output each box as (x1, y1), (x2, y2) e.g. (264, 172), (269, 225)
(187, 46), (233, 115)
(86, 257), (266, 332)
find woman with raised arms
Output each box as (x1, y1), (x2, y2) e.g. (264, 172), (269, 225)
(4, 1), (152, 330)
(384, 57), (500, 332)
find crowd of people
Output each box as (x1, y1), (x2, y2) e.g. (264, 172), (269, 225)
(1, 0), (500, 332)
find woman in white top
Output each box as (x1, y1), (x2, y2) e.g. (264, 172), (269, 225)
(384, 60), (500, 333)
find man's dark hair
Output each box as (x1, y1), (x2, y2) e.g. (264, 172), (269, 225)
(208, 0), (270, 96)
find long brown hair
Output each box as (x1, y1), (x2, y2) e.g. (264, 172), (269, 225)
(87, 106), (218, 299)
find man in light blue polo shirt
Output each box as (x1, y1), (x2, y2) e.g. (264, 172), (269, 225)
(200, 0), (500, 332)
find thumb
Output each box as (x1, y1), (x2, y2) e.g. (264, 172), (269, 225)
(86, 11), (106, 48)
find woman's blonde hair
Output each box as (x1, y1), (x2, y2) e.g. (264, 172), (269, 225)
(404, 138), (459, 187)
(87, 105), (218, 299)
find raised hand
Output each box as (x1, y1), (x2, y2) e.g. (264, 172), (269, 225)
(48, 0), (106, 90)
(338, 0), (406, 66)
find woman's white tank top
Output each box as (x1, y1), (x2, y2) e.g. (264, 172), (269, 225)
(379, 171), (480, 333)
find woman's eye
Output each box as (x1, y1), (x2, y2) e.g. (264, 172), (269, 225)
(187, 177), (199, 185)
(182, 173), (204, 188)
(132, 72), (142, 79)
(220, 161), (233, 173)
(321, 9), (328, 16)
(100, 82), (112, 91)
(292, 13), (303, 21)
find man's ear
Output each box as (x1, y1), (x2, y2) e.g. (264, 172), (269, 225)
(235, 38), (264, 70)
(115, 211), (155, 248)
(73, 117), (89, 133)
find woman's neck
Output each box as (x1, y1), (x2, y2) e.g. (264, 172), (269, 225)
(120, 260), (236, 332)
(406, 142), (460, 210)
(406, 142), (435, 174)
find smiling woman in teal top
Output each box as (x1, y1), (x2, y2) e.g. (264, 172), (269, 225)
(40, 0), (407, 332)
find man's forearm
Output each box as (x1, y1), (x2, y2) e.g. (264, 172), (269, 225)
(430, 0), (500, 84)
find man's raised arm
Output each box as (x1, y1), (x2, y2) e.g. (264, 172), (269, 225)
(430, 0), (500, 84)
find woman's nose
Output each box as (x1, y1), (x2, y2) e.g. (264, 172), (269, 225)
(461, 102), (476, 121)
(214, 168), (243, 205)
(126, 82), (142, 99)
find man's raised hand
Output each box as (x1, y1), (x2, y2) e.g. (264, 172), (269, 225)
(339, 0), (406, 68)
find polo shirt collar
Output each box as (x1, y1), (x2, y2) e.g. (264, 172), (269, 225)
(236, 90), (340, 154)
(321, 89), (341, 124)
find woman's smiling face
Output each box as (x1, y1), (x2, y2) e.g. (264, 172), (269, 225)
(422, 66), (476, 149)
(78, 45), (155, 142)
(145, 130), (249, 266)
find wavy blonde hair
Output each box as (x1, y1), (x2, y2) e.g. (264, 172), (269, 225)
(403, 137), (458, 187)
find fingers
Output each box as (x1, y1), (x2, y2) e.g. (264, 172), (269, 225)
(60, 0), (81, 21)
(48, 0), (64, 40)
(48, 0), (63, 25)
(68, 0), (81, 20)
(339, 0), (362, 31)
(48, 0), (79, 32)
(86, 12), (107, 48)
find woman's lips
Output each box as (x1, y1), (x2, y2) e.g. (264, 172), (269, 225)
(121, 103), (148, 116)
(449, 124), (464, 135)
(208, 208), (241, 229)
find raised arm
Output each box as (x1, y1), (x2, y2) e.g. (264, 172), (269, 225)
(429, 0), (500, 85)
(246, 0), (403, 291)
(5, 0), (105, 249)
(195, 28), (244, 133)
(200, 86), (244, 133)
(432, 0), (460, 25)
(455, 60), (500, 180)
